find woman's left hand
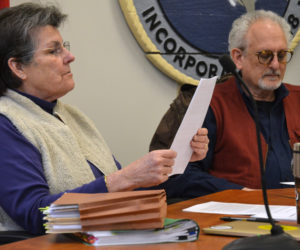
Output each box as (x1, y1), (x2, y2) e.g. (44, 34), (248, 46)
(189, 128), (209, 162)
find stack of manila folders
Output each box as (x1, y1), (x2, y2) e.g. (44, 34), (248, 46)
(41, 189), (199, 246)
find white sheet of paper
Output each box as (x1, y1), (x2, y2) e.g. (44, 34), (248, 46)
(252, 206), (296, 221)
(183, 201), (296, 221)
(183, 201), (264, 215)
(280, 182), (295, 185)
(170, 76), (217, 175)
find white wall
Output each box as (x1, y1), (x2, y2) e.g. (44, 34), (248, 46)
(284, 46), (300, 85)
(10, 0), (300, 166)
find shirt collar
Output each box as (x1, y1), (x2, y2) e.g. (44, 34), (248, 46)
(235, 75), (289, 107)
(12, 89), (57, 114)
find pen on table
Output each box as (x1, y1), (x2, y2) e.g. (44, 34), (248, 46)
(220, 216), (278, 223)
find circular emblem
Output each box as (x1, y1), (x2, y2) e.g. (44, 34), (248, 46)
(119, 0), (300, 85)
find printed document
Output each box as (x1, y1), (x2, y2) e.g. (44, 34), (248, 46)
(183, 201), (296, 221)
(170, 76), (217, 175)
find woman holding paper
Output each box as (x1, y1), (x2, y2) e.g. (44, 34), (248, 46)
(0, 3), (208, 235)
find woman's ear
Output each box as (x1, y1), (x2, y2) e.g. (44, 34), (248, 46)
(7, 58), (26, 80)
(231, 48), (243, 70)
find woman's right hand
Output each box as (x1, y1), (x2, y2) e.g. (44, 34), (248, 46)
(105, 149), (177, 192)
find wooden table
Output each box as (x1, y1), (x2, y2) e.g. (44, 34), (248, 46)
(0, 188), (297, 249)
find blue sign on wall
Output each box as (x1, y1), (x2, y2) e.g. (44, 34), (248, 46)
(119, 0), (300, 85)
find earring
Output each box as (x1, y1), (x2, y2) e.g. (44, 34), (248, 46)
(19, 73), (25, 79)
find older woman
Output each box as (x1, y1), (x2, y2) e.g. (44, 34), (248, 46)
(0, 3), (209, 235)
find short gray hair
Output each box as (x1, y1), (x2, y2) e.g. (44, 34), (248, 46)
(0, 2), (67, 96)
(228, 10), (292, 52)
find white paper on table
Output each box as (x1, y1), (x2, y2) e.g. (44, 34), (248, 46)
(183, 201), (263, 215)
(183, 201), (296, 221)
(252, 205), (296, 221)
(280, 182), (295, 185)
(170, 76), (217, 175)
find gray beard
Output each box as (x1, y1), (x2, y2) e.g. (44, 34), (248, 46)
(258, 78), (282, 91)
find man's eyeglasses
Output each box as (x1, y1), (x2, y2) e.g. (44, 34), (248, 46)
(255, 50), (293, 65)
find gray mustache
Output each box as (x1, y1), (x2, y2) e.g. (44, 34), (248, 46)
(262, 70), (280, 77)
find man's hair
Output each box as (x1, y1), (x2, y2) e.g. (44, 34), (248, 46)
(0, 3), (67, 96)
(228, 10), (292, 53)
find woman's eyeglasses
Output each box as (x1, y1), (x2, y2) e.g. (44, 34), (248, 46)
(63, 41), (70, 51)
(41, 41), (71, 56)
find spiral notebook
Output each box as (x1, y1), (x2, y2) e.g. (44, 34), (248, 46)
(71, 218), (199, 246)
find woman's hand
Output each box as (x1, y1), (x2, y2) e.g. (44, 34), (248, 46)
(189, 128), (209, 162)
(106, 149), (177, 192)
(106, 128), (209, 192)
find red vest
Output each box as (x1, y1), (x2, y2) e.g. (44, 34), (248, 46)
(209, 77), (300, 188)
